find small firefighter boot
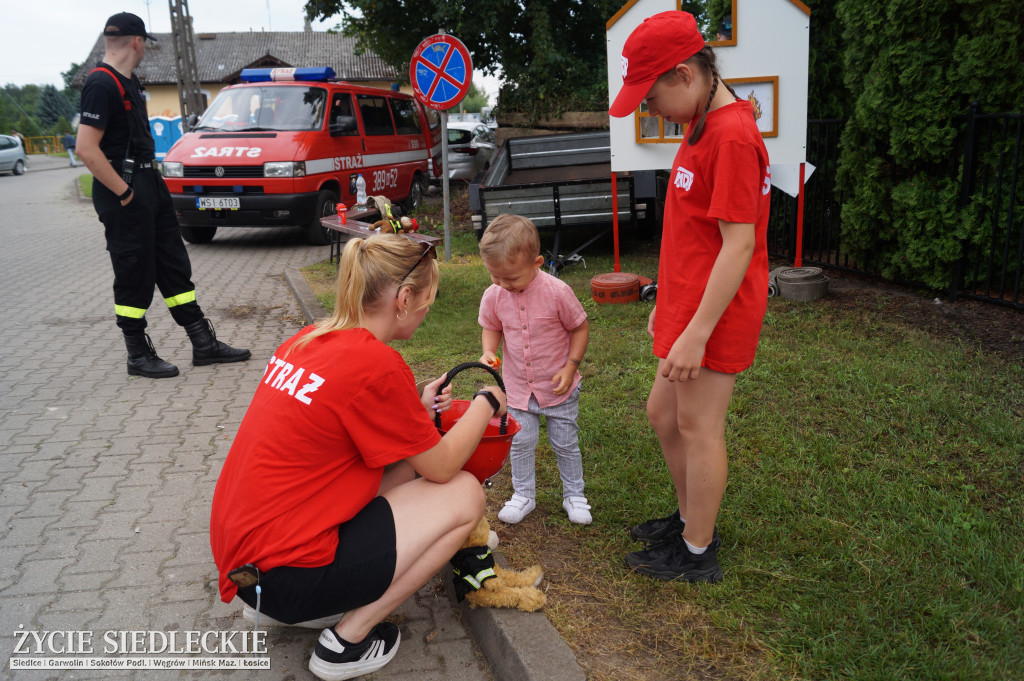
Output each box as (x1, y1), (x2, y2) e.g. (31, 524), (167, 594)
(124, 333), (179, 378)
(184, 319), (251, 366)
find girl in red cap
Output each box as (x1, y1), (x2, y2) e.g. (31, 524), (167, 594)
(610, 11), (771, 582)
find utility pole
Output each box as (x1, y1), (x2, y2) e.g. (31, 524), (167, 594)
(168, 0), (204, 132)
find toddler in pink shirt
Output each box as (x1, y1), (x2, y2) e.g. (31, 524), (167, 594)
(477, 215), (592, 524)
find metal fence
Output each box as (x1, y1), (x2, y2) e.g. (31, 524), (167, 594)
(25, 136), (63, 155)
(952, 105), (1024, 309)
(768, 109), (1024, 310)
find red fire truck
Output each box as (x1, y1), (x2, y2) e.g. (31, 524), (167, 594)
(162, 67), (442, 244)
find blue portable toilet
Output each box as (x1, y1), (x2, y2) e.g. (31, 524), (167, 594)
(150, 116), (183, 160)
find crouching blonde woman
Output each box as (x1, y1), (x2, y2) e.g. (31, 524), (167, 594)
(210, 234), (506, 681)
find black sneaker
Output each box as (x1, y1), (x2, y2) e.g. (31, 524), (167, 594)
(626, 534), (724, 583)
(630, 510), (722, 547)
(308, 622), (401, 681)
(629, 509), (685, 543)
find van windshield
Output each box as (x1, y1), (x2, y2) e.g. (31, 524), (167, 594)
(195, 86), (327, 132)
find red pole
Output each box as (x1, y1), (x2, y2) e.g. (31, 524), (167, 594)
(794, 162), (805, 268)
(611, 172), (621, 273)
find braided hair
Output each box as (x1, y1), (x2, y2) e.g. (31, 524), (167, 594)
(685, 47), (737, 146)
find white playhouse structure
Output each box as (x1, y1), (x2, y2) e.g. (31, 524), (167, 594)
(606, 0), (812, 200)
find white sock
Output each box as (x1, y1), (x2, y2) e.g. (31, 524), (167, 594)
(679, 513), (686, 524)
(684, 538), (707, 555)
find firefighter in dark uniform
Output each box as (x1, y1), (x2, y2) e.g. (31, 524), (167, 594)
(76, 12), (250, 378)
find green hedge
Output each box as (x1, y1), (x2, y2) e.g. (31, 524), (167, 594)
(833, 0), (1024, 289)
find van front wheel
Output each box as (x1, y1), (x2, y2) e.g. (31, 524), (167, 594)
(180, 225), (217, 243)
(401, 175), (425, 213)
(306, 189), (338, 245)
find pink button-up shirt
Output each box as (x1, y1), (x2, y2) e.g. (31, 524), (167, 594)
(478, 270), (587, 410)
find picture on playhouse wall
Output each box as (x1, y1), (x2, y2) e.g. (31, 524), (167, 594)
(726, 76), (779, 138)
(633, 76), (780, 143)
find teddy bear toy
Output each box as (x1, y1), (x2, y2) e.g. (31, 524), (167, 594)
(449, 516), (546, 612)
(371, 215), (418, 234)
(368, 198), (419, 234)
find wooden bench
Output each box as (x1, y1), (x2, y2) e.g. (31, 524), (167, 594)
(320, 211), (440, 265)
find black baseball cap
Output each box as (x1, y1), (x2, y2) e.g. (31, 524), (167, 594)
(103, 12), (158, 41)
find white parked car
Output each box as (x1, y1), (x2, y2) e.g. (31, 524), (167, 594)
(445, 122), (497, 182)
(0, 135), (27, 176)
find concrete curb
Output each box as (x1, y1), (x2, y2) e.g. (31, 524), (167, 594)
(443, 561), (586, 681)
(284, 265), (585, 681)
(284, 268), (328, 325)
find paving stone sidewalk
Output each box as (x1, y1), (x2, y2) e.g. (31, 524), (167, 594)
(0, 167), (495, 680)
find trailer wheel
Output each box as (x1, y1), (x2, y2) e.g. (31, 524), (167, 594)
(401, 174), (425, 213)
(180, 225), (217, 243)
(305, 189), (338, 245)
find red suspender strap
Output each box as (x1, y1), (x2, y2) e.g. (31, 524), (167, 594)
(90, 67), (131, 111)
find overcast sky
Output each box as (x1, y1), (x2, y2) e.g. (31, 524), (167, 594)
(2, 0), (499, 103)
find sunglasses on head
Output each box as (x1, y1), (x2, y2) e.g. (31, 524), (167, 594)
(398, 241), (437, 283)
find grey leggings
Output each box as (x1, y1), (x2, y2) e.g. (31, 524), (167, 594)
(507, 383), (584, 499)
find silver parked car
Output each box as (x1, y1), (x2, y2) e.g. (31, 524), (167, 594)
(0, 135), (27, 176)
(445, 122), (497, 182)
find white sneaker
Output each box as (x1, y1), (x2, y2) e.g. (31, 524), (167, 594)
(562, 496), (592, 525)
(497, 494), (536, 523)
(242, 603), (344, 629)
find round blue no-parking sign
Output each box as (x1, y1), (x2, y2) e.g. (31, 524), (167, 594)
(409, 33), (473, 111)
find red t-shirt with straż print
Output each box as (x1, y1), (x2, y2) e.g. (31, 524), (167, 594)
(210, 326), (441, 603)
(654, 99), (771, 373)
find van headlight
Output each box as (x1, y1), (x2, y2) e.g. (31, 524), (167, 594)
(162, 161), (183, 177)
(264, 162), (306, 178)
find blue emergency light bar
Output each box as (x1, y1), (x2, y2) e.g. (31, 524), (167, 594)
(240, 67), (336, 83)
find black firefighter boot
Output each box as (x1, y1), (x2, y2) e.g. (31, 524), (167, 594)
(124, 332), (180, 378)
(184, 318), (252, 366)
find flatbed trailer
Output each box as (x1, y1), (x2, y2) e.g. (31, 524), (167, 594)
(469, 131), (656, 273)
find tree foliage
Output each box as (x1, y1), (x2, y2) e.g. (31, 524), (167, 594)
(305, 0), (708, 120)
(455, 82), (487, 114)
(1, 80), (80, 137)
(834, 0), (1024, 288)
(803, 0), (850, 120)
(37, 85), (74, 129)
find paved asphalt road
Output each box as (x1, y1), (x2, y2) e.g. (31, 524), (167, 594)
(0, 160), (494, 680)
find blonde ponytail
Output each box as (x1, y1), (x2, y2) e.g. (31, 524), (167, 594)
(290, 234), (438, 353)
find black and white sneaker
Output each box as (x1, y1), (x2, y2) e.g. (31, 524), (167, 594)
(308, 622), (401, 681)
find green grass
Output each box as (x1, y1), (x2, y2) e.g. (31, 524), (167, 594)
(78, 174), (92, 198)
(304, 212), (1024, 680)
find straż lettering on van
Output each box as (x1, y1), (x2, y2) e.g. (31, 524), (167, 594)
(161, 67), (443, 245)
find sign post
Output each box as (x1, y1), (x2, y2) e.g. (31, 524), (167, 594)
(410, 30), (473, 261)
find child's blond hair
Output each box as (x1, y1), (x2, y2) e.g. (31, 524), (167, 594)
(478, 214), (541, 264)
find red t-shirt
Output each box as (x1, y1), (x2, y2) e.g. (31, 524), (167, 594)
(210, 326), (442, 603)
(655, 99), (771, 373)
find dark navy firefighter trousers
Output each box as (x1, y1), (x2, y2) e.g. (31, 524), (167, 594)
(93, 167), (203, 335)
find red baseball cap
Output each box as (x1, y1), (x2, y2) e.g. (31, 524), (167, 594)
(609, 11), (706, 118)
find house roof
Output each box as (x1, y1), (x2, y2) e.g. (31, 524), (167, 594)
(72, 31), (399, 87)
(606, 0), (810, 30)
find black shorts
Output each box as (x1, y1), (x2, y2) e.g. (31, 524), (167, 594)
(235, 497), (397, 624)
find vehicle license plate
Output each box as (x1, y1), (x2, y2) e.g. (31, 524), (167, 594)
(196, 197), (240, 210)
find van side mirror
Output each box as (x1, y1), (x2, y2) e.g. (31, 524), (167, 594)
(330, 115), (358, 136)
(186, 113), (200, 131)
